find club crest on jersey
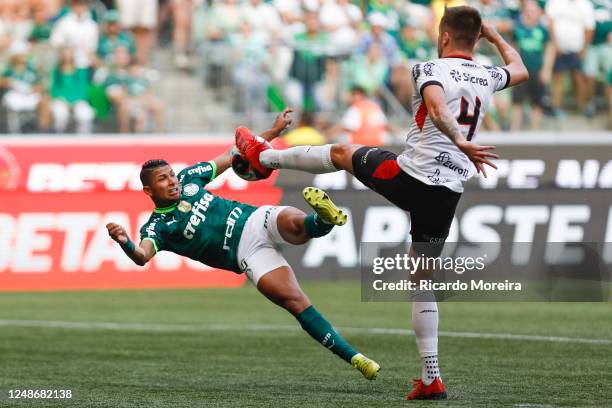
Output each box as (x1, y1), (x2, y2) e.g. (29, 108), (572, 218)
(183, 183), (199, 196)
(178, 200), (192, 213)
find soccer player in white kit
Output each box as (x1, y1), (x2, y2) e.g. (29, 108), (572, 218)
(235, 6), (528, 400)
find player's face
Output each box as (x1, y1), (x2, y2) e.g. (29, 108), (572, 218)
(144, 165), (180, 203)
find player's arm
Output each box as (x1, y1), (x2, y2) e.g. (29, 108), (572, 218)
(422, 85), (499, 177)
(481, 22), (529, 87)
(260, 107), (294, 142)
(106, 223), (155, 266)
(208, 108), (294, 176)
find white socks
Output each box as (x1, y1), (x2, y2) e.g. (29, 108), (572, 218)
(259, 145), (337, 173)
(412, 290), (440, 385)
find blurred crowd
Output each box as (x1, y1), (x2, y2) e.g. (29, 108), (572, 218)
(0, 0), (609, 137)
(0, 0), (164, 134)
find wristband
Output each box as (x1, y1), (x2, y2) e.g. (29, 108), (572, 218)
(120, 238), (136, 254)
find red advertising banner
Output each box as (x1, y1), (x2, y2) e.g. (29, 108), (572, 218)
(0, 137), (284, 291)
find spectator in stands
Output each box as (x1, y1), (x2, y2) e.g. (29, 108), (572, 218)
(471, 0), (513, 38)
(357, 13), (401, 67)
(366, 0), (401, 39)
(229, 21), (270, 113)
(29, 7), (54, 43)
(510, 0), (555, 130)
(357, 13), (411, 110)
(286, 11), (332, 111)
(273, 0), (304, 35)
(319, 0), (363, 53)
(206, 0), (243, 42)
(96, 10), (136, 65)
(398, 22), (435, 63)
(203, 0), (243, 96)
(329, 86), (388, 145)
(241, 0), (282, 41)
(349, 43), (389, 97)
(50, 0), (98, 69)
(583, 0), (611, 118)
(6, 2), (34, 44)
(100, 46), (164, 133)
(50, 47), (95, 134)
(0, 4), (13, 53)
(116, 0), (158, 64)
(0, 41), (50, 132)
(283, 110), (327, 146)
(546, 0), (595, 115)
(32, 0), (63, 20)
(170, 0), (194, 69)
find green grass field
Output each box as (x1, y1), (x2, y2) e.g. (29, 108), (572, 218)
(0, 282), (611, 407)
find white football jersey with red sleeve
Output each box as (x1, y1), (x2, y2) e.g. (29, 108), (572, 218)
(397, 56), (510, 193)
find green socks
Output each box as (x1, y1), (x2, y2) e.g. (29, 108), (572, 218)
(296, 305), (358, 363)
(304, 214), (334, 238)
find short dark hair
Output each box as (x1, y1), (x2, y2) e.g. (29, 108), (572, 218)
(140, 159), (169, 186)
(440, 6), (482, 51)
(350, 85), (368, 96)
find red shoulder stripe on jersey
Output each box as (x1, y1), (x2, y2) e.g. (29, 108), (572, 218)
(415, 101), (428, 131)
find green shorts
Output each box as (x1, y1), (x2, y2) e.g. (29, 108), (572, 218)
(584, 44), (612, 84)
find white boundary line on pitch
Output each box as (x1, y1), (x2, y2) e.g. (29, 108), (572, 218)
(0, 319), (610, 345)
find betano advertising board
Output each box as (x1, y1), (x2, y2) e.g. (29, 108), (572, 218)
(0, 134), (610, 290)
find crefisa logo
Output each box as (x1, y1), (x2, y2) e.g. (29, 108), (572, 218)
(0, 146), (20, 191)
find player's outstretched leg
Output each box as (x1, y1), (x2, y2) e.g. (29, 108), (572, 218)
(235, 126), (361, 177)
(255, 266), (380, 380)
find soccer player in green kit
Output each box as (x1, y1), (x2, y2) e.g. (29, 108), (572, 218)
(105, 111), (380, 381)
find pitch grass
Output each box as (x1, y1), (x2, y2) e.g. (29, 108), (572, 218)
(0, 282), (611, 407)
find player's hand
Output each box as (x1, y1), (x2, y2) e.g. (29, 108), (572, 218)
(106, 223), (128, 245)
(456, 139), (499, 178)
(479, 22), (500, 43)
(271, 107), (293, 135)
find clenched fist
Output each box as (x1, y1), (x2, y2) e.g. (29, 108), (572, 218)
(106, 223), (128, 245)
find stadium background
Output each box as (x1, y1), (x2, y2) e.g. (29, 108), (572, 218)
(0, 0), (611, 406)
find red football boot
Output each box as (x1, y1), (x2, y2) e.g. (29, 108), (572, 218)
(406, 377), (447, 400)
(234, 126), (272, 179)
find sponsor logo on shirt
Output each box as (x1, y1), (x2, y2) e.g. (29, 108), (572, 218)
(187, 164), (212, 176)
(183, 192), (214, 239)
(427, 168), (445, 184)
(223, 207), (244, 250)
(449, 70), (489, 86)
(434, 152), (469, 177)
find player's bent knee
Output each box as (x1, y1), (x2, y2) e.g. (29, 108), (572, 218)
(277, 207), (308, 244)
(280, 293), (310, 315)
(330, 144), (359, 171)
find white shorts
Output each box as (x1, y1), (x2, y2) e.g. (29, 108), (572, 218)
(117, 0), (158, 28)
(236, 205), (290, 285)
(3, 91), (40, 112)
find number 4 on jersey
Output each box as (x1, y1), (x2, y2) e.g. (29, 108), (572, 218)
(457, 97), (481, 140)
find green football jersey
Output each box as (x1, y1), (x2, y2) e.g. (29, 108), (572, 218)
(139, 162), (257, 273)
